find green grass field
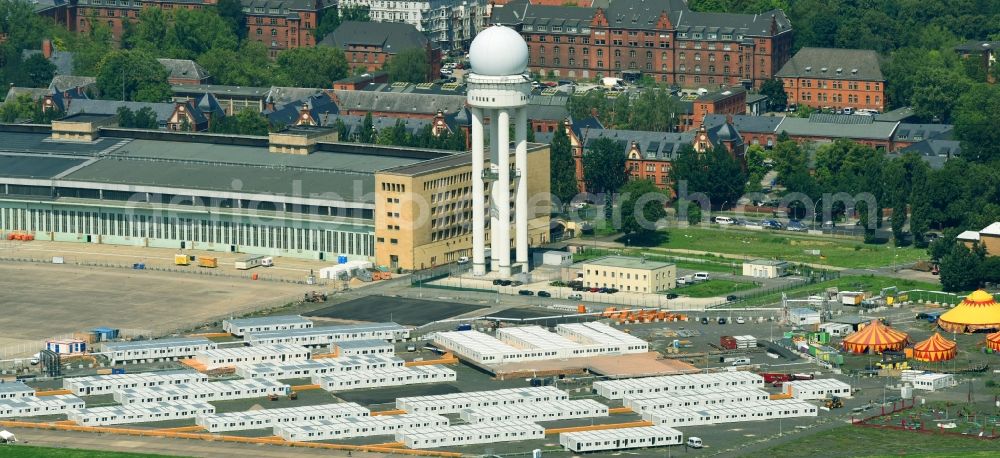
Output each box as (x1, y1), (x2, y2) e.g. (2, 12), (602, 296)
(3, 446), (184, 458)
(658, 228), (928, 269)
(732, 275), (943, 308)
(748, 425), (1000, 458)
(675, 279), (755, 298)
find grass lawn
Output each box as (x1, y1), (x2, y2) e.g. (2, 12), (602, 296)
(748, 425), (1000, 458)
(658, 227), (928, 269)
(732, 275), (943, 308)
(675, 279), (755, 298)
(3, 446), (185, 458)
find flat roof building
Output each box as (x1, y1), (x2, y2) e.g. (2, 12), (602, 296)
(743, 259), (789, 278)
(579, 256), (676, 293)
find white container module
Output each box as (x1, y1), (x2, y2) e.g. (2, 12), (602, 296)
(274, 414), (449, 441)
(0, 381), (35, 399)
(900, 370), (957, 392)
(397, 422), (545, 449)
(236, 355), (404, 380)
(593, 371), (764, 400)
(102, 337), (217, 365)
(114, 379), (289, 405)
(735, 335), (757, 349)
(432, 330), (529, 365)
(333, 339), (394, 357)
(498, 326), (627, 359)
(560, 425), (684, 452)
(245, 323), (411, 347)
(223, 315), (313, 337)
(0, 394), (85, 418)
(784, 379), (853, 400)
(196, 403), (369, 432)
(624, 389), (771, 412)
(396, 386), (569, 414)
(313, 366), (456, 392)
(460, 399), (609, 424)
(555, 322), (650, 353)
(68, 402), (215, 426)
(643, 399), (818, 427)
(194, 344), (311, 370)
(64, 370), (208, 396)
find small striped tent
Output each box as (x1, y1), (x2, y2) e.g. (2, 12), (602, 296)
(912, 332), (957, 362)
(841, 320), (908, 354)
(987, 332), (1000, 352)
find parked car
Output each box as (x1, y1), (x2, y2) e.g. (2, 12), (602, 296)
(457, 256), (469, 264)
(717, 317), (727, 324)
(727, 295), (739, 302)
(787, 220), (808, 232)
(492, 279), (504, 285)
(762, 219), (783, 229)
(822, 220), (836, 230)
(588, 287), (600, 293)
(693, 272), (710, 282)
(510, 280), (523, 287)
(700, 317), (709, 325)
(537, 291), (551, 298)
(665, 293), (679, 299)
(736, 316), (746, 324)
(518, 290), (534, 296)
(606, 288), (619, 294)
(499, 280), (512, 286)
(714, 216), (735, 225)
(568, 293), (583, 300)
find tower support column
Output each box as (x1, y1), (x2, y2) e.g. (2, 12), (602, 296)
(494, 108), (512, 277)
(470, 107), (486, 276)
(515, 107), (528, 270)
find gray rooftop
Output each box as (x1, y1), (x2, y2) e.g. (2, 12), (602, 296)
(704, 114), (783, 134)
(321, 21), (429, 54)
(893, 123), (952, 142)
(49, 75), (97, 93)
(0, 153), (87, 179)
(0, 381), (33, 394)
(0, 131), (121, 156)
(102, 337), (214, 352)
(158, 58), (210, 82)
(582, 255), (674, 270)
(746, 259), (788, 266)
(224, 315), (311, 327)
(332, 89), (466, 116)
(774, 116), (897, 140)
(335, 339), (393, 349)
(776, 47), (884, 81)
(172, 84), (271, 98)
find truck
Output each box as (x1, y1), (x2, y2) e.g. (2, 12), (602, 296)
(174, 254), (190, 266)
(197, 256), (218, 268)
(234, 255), (272, 270)
(759, 372), (791, 386)
(0, 429), (15, 443)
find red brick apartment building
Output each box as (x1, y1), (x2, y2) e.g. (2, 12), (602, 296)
(319, 21), (442, 81)
(73, 0), (330, 55)
(776, 47), (885, 112)
(490, 0), (793, 88)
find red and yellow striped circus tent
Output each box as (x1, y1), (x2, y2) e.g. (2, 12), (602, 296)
(987, 332), (1000, 352)
(938, 290), (1000, 333)
(912, 332), (957, 362)
(842, 319), (909, 354)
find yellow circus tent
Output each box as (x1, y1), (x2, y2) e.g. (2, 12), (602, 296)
(937, 290), (1000, 333)
(842, 319), (909, 354)
(988, 332), (1000, 352)
(912, 332), (957, 362)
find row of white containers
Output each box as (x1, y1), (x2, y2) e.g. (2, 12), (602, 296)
(594, 371), (764, 399)
(313, 366), (456, 391)
(396, 386), (569, 414)
(460, 399), (608, 424)
(101, 337), (217, 365)
(114, 379), (289, 405)
(560, 426), (684, 452)
(0, 395), (84, 417)
(196, 403), (370, 432)
(624, 388), (771, 413)
(222, 315), (314, 337)
(397, 422), (545, 449)
(244, 323), (411, 347)
(63, 370), (208, 396)
(235, 355), (404, 380)
(643, 399), (818, 427)
(274, 414), (448, 441)
(68, 402), (215, 426)
(194, 344), (311, 370)
(0, 381), (34, 399)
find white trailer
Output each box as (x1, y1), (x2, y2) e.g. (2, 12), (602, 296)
(274, 414), (448, 441)
(244, 323), (411, 347)
(313, 366), (456, 391)
(114, 379), (288, 405)
(102, 337), (217, 365)
(0, 381), (34, 399)
(560, 425), (683, 452)
(397, 422), (544, 449)
(234, 255), (269, 270)
(68, 402), (215, 426)
(0, 395), (85, 418)
(236, 355), (403, 380)
(194, 344), (311, 370)
(624, 389), (771, 412)
(333, 339), (394, 357)
(222, 315), (312, 337)
(460, 399), (608, 423)
(396, 386), (568, 414)
(785, 379), (853, 400)
(594, 371), (764, 400)
(643, 399), (818, 427)
(196, 403), (369, 432)
(63, 370), (208, 396)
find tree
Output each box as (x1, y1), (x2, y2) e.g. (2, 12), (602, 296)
(385, 48), (429, 83)
(209, 109), (270, 136)
(359, 112), (375, 143)
(672, 145), (746, 210)
(939, 242), (984, 292)
(133, 106), (159, 129)
(549, 125), (578, 209)
(909, 66), (970, 122)
(744, 144), (768, 194)
(332, 117), (349, 140)
(19, 53), (55, 87)
(953, 83), (1000, 163)
(215, 0), (247, 41)
(0, 93), (38, 123)
(340, 5), (371, 22)
(71, 19), (114, 76)
(198, 41), (283, 87)
(122, 7), (170, 53)
(314, 7), (341, 42)
(116, 106), (135, 128)
(582, 137), (629, 220)
(96, 50), (172, 102)
(619, 179), (668, 240)
(170, 8), (239, 59)
(758, 78), (787, 111)
(276, 47), (348, 88)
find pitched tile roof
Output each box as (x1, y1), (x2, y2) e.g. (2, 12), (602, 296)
(320, 21), (430, 54)
(48, 75), (97, 93)
(22, 50), (75, 76)
(157, 58), (211, 82)
(776, 47), (883, 81)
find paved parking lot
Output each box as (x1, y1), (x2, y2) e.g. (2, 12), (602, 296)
(306, 295), (487, 326)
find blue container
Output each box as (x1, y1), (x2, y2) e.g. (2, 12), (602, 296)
(111, 368), (126, 375)
(456, 324), (473, 331)
(337, 255), (348, 264)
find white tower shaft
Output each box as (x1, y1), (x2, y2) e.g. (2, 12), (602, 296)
(515, 108), (529, 269)
(494, 109), (512, 277)
(470, 107), (486, 276)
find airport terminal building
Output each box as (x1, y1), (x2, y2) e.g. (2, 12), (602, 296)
(0, 117), (550, 270)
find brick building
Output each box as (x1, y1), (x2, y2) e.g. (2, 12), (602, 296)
(776, 47), (885, 113)
(490, 0), (793, 89)
(690, 86), (746, 129)
(73, 0), (330, 55)
(954, 40), (999, 83)
(319, 21), (442, 81)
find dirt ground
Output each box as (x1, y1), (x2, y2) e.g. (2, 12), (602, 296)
(0, 262), (307, 356)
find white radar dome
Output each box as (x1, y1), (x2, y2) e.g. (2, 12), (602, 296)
(469, 26), (529, 76)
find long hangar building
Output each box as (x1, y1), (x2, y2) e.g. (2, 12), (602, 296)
(0, 118), (551, 270)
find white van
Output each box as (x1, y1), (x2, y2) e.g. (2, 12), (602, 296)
(693, 272), (710, 281)
(687, 437), (703, 448)
(715, 216), (735, 225)
(731, 357), (751, 366)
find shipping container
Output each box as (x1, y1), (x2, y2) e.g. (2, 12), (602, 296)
(198, 256), (218, 268)
(174, 254), (190, 266)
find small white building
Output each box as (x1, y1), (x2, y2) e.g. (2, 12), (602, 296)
(901, 370), (957, 391)
(818, 322), (853, 337)
(560, 425), (683, 452)
(0, 381), (34, 399)
(222, 315), (313, 337)
(788, 307), (822, 326)
(333, 340), (394, 357)
(0, 394), (85, 417)
(102, 337), (217, 365)
(785, 379), (853, 400)
(742, 259), (789, 278)
(194, 344), (311, 370)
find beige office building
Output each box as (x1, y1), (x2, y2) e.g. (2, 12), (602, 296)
(580, 256), (676, 293)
